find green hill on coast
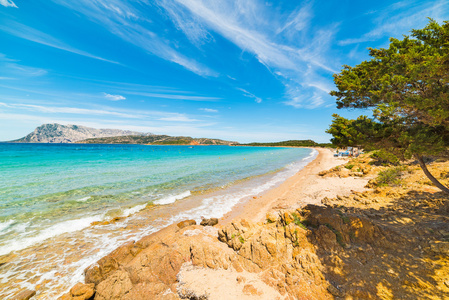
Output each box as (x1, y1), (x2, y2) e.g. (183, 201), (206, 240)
(77, 134), (238, 145)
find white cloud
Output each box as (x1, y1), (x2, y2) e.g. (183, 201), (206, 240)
(158, 116), (198, 122)
(7, 64), (48, 77)
(126, 91), (220, 102)
(339, 0), (449, 46)
(156, 0), (337, 108)
(0, 101), (197, 122)
(0, 20), (118, 64)
(199, 108), (218, 113)
(103, 93), (126, 101)
(237, 88), (262, 103)
(51, 0), (217, 77)
(284, 90), (325, 109)
(0, 0), (17, 8)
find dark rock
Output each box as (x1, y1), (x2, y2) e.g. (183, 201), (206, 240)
(200, 218), (218, 226)
(327, 284), (345, 297)
(177, 219), (196, 229)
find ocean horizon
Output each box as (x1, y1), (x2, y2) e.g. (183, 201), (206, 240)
(0, 143), (316, 298)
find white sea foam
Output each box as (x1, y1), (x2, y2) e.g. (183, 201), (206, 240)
(163, 149), (318, 224)
(0, 147), (318, 298)
(0, 215), (104, 256)
(154, 191), (191, 205)
(0, 220), (14, 233)
(76, 196), (91, 202)
(122, 203), (147, 217)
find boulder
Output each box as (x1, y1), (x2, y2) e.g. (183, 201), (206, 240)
(200, 218), (218, 226)
(94, 270), (133, 300)
(70, 283), (95, 299)
(58, 283), (95, 300)
(176, 220), (196, 229)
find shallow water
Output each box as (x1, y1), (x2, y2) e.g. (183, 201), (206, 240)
(0, 143), (316, 299)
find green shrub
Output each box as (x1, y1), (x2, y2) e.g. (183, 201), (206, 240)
(375, 167), (404, 187)
(345, 164), (354, 170)
(292, 213), (307, 230)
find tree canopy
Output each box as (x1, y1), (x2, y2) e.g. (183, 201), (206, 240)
(327, 19), (449, 193)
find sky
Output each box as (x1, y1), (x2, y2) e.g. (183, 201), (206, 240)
(1, 0), (448, 143)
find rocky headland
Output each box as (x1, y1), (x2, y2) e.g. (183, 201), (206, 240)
(9, 124), (152, 143)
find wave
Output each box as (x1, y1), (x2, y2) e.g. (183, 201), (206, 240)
(121, 203), (147, 217)
(0, 215), (104, 256)
(76, 196), (91, 202)
(0, 220), (14, 233)
(153, 191), (191, 205)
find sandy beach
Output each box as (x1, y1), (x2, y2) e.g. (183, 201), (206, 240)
(222, 147), (368, 223)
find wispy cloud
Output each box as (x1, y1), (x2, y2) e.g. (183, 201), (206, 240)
(156, 0), (337, 108)
(199, 108), (218, 113)
(103, 93), (126, 101)
(125, 91), (220, 102)
(284, 91), (324, 109)
(0, 53), (48, 78)
(339, 0), (449, 45)
(0, 0), (17, 8)
(7, 64), (48, 77)
(158, 115), (198, 122)
(0, 20), (118, 64)
(52, 0), (218, 77)
(237, 88), (262, 103)
(0, 101), (198, 122)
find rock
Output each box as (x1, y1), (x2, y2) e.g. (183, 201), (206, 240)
(177, 219), (196, 229)
(85, 256), (119, 285)
(315, 225), (339, 251)
(339, 168), (351, 178)
(70, 282), (95, 299)
(327, 284), (345, 297)
(0, 253), (17, 266)
(236, 276), (246, 283)
(94, 270), (133, 300)
(242, 284), (261, 296)
(200, 218), (218, 226)
(265, 212), (278, 223)
(430, 241), (449, 255)
(12, 289), (36, 300)
(281, 211), (295, 225)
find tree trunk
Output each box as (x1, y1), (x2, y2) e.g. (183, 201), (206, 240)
(415, 155), (449, 194)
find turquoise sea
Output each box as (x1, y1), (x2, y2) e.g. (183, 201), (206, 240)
(0, 143), (316, 299)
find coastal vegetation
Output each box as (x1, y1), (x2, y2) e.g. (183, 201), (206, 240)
(243, 139), (334, 148)
(327, 19), (449, 194)
(78, 135), (237, 145)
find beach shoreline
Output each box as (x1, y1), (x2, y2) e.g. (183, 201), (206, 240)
(56, 147), (449, 300)
(221, 147), (366, 224)
(5, 146), (373, 299)
(56, 146), (375, 300)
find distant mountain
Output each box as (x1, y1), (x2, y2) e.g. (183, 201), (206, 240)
(78, 135), (238, 146)
(10, 123), (152, 143)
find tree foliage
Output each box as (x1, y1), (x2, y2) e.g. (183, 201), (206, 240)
(327, 19), (449, 193)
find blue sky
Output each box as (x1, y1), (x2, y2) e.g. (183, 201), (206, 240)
(1, 0), (448, 142)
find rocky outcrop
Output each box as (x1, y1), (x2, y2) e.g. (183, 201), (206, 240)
(61, 194), (449, 300)
(59, 283), (94, 300)
(11, 123), (151, 143)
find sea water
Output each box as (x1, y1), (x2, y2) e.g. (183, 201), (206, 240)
(0, 143), (316, 299)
